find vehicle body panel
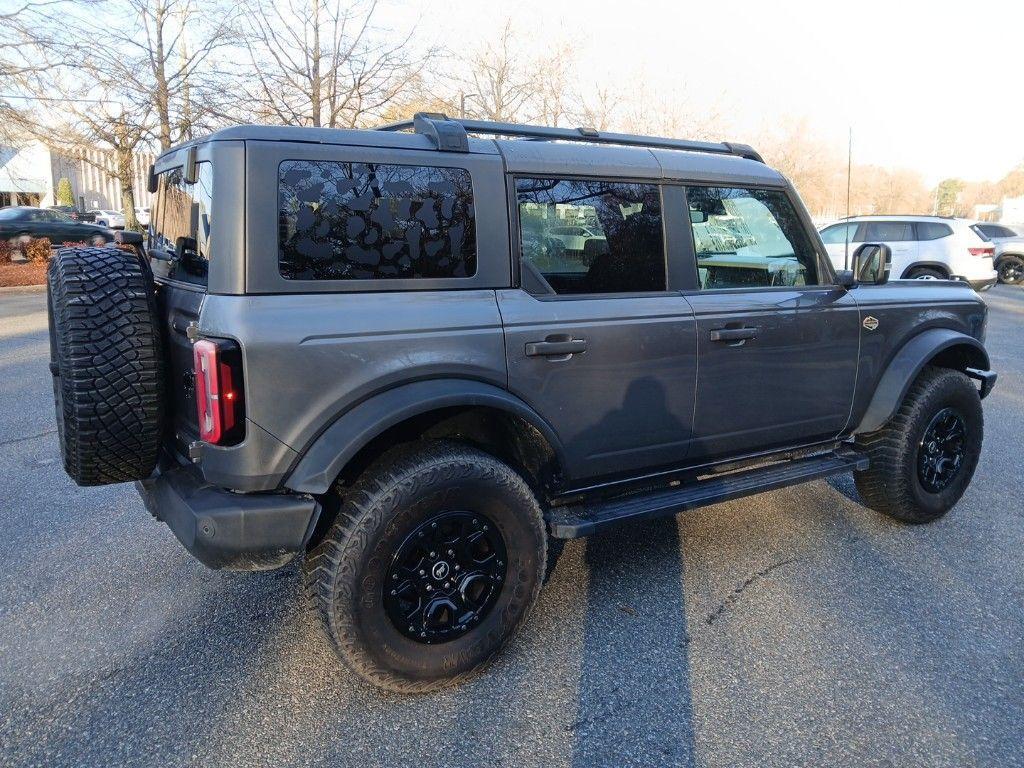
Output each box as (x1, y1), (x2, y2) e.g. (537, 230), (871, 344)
(682, 286), (861, 460)
(497, 289), (697, 481)
(844, 281), (988, 431)
(196, 290), (508, 489)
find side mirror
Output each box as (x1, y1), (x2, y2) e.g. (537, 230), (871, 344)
(851, 242), (891, 285)
(175, 235), (198, 262)
(835, 269), (856, 289)
(147, 164), (158, 194)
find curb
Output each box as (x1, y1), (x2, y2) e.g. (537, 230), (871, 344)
(0, 284), (46, 294)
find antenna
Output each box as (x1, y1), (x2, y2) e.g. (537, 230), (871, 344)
(844, 126), (852, 270)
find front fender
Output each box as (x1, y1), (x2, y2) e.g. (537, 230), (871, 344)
(853, 328), (991, 435)
(284, 379), (565, 494)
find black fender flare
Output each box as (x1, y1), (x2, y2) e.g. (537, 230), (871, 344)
(853, 328), (991, 435)
(284, 379), (566, 494)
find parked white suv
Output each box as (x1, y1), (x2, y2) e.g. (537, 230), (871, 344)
(88, 209), (126, 229)
(819, 216), (997, 292)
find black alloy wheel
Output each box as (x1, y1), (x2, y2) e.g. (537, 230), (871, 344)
(997, 256), (1024, 284)
(916, 407), (967, 493)
(384, 511), (507, 644)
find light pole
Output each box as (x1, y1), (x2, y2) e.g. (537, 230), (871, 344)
(459, 92), (479, 119)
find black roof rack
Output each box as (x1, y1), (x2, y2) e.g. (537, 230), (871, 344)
(375, 113), (764, 163)
(839, 214), (955, 220)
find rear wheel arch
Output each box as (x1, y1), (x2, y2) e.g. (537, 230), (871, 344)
(901, 262), (950, 279)
(285, 380), (566, 499)
(853, 329), (989, 435)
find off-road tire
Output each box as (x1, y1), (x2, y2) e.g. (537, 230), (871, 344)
(303, 441), (547, 693)
(905, 266), (946, 281)
(996, 254), (1024, 285)
(854, 366), (982, 523)
(47, 246), (166, 486)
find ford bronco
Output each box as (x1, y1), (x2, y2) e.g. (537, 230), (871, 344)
(46, 114), (996, 692)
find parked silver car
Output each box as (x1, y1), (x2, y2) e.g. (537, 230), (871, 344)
(972, 223), (1024, 284)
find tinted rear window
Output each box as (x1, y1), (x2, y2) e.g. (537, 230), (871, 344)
(278, 160), (476, 281)
(863, 221), (914, 241)
(917, 222), (953, 240)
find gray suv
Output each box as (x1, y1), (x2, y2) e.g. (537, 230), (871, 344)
(45, 114), (997, 692)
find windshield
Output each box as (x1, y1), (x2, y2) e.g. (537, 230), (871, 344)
(150, 162), (213, 287)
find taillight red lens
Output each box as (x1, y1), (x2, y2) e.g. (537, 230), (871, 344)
(968, 247), (994, 257)
(193, 339), (244, 445)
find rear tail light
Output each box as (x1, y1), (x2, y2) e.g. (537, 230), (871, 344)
(193, 338), (245, 445)
(968, 246), (994, 257)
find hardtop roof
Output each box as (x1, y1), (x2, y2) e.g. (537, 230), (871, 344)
(158, 122), (784, 185)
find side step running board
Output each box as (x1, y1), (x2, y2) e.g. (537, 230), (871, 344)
(547, 450), (869, 539)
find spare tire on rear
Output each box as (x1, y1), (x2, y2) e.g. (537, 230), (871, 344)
(47, 246), (166, 486)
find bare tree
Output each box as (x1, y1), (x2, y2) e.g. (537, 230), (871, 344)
(6, 2), (157, 228)
(235, 0), (430, 128)
(573, 86), (620, 131)
(460, 21), (536, 122)
(114, 0), (239, 149)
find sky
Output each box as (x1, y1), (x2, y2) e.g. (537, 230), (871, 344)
(386, 0), (1024, 186)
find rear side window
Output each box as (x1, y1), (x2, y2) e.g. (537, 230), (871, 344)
(278, 160), (476, 281)
(516, 178), (665, 295)
(862, 221), (914, 242)
(820, 222), (858, 244)
(917, 222), (953, 240)
(975, 223), (1017, 239)
(151, 162), (213, 286)
(687, 186), (820, 289)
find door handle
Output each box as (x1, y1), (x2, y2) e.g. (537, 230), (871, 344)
(525, 338), (587, 357)
(709, 327), (758, 342)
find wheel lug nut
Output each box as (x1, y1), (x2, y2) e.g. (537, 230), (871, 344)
(431, 522), (437, 528)
(426, 585), (433, 591)
(454, 564), (460, 571)
(419, 569), (425, 576)
(391, 589), (396, 595)
(429, 551), (436, 558)
(448, 549), (454, 556)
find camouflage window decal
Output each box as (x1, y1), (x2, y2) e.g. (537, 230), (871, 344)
(278, 160), (477, 281)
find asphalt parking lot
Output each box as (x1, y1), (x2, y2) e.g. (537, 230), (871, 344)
(1, 284), (1021, 768)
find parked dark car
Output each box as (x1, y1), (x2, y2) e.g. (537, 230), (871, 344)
(0, 206), (113, 245)
(48, 205), (97, 223)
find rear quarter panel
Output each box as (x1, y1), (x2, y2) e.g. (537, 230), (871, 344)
(847, 281), (988, 428)
(197, 291), (509, 458)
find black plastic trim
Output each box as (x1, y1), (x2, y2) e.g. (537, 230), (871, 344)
(547, 449), (868, 538)
(136, 460), (319, 571)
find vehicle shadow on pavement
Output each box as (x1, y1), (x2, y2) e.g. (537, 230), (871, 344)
(569, 517), (697, 768)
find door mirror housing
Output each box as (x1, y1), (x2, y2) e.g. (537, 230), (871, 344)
(851, 242), (891, 285)
(835, 269), (856, 289)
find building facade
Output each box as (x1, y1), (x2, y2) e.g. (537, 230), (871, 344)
(0, 139), (154, 211)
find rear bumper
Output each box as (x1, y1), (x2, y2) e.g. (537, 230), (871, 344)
(951, 270), (998, 292)
(966, 275), (998, 292)
(135, 460), (320, 571)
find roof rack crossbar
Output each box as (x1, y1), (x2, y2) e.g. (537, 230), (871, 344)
(375, 113), (764, 163)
